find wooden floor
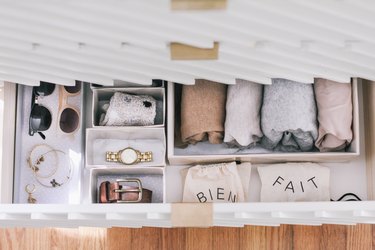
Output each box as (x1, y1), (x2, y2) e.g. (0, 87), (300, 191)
(0, 224), (373, 250)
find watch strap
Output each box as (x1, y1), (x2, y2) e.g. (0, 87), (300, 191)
(106, 151), (119, 162)
(139, 151), (152, 162)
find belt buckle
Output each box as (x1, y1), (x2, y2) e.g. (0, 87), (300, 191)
(114, 178), (143, 203)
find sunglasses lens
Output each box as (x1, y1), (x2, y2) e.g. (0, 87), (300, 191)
(60, 108), (79, 133)
(35, 82), (56, 96)
(30, 105), (52, 132)
(64, 81), (81, 94)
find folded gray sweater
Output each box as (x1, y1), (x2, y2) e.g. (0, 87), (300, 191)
(261, 79), (318, 152)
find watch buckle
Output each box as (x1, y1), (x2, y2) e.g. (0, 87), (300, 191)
(114, 178), (143, 203)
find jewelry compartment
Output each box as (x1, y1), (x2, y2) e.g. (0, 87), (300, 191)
(13, 83), (85, 204)
(168, 79), (360, 165)
(88, 167), (165, 204)
(85, 127), (166, 168)
(92, 87), (165, 128)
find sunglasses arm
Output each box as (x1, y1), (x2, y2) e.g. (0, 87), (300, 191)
(38, 131), (46, 140)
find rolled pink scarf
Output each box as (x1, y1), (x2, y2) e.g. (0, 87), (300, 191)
(314, 78), (353, 152)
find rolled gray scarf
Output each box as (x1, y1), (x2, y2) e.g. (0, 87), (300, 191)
(224, 79), (263, 147)
(261, 79), (318, 152)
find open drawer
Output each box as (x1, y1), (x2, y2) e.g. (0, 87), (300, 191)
(0, 78), (374, 228)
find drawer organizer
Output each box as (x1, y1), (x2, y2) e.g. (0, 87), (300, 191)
(0, 78), (373, 228)
(1, 1), (375, 228)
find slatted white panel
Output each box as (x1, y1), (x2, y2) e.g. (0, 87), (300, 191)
(0, 0), (375, 85)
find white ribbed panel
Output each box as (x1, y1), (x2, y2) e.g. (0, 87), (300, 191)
(0, 1), (375, 85)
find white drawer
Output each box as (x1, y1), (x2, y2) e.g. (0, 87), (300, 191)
(0, 79), (374, 228)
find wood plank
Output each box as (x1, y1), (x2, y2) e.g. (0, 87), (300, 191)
(266, 226), (281, 250)
(162, 228), (186, 250)
(0, 228), (27, 250)
(108, 227), (132, 250)
(49, 228), (79, 250)
(321, 225), (347, 250)
(212, 227), (240, 250)
(78, 227), (106, 250)
(24, 228), (52, 250)
(347, 224), (372, 250)
(293, 225), (322, 250)
(0, 224), (374, 249)
(240, 226), (267, 250)
(277, 225), (293, 250)
(186, 228), (212, 250)
(131, 227), (162, 250)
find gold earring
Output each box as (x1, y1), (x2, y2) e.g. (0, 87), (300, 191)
(25, 184), (37, 204)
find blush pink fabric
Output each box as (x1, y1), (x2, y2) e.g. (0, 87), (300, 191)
(314, 78), (353, 152)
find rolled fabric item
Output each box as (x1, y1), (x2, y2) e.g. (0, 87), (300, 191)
(261, 78), (318, 152)
(99, 92), (156, 126)
(224, 79), (263, 147)
(314, 78), (353, 152)
(181, 79), (227, 144)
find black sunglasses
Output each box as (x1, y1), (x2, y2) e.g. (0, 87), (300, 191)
(29, 81), (82, 139)
(29, 82), (55, 139)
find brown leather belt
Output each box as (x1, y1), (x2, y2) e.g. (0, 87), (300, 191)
(99, 179), (152, 203)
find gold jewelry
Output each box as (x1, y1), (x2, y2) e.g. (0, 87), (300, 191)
(25, 184), (36, 204)
(27, 144), (59, 178)
(106, 147), (152, 165)
(27, 144), (73, 188)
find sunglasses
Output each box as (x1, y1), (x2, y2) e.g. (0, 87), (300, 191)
(58, 82), (81, 134)
(29, 81), (81, 139)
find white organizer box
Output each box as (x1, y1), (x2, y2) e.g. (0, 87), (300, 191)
(168, 80), (360, 165)
(1, 0), (375, 228)
(91, 87), (165, 127)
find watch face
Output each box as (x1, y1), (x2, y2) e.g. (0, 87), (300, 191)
(120, 148), (138, 164)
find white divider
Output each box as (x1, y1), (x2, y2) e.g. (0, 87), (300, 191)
(70, 4), (215, 49)
(293, 0), (375, 31)
(0, 64), (75, 86)
(0, 24), (80, 51)
(0, 55), (113, 86)
(306, 43), (375, 74)
(231, 2), (350, 47)
(221, 43), (353, 83)
(219, 52), (316, 84)
(0, 74), (38, 86)
(0, 2), (213, 50)
(255, 42), (373, 81)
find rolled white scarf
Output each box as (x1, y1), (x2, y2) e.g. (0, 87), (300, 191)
(224, 79), (263, 147)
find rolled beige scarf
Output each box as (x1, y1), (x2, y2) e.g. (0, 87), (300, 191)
(180, 79), (227, 144)
(314, 78), (353, 152)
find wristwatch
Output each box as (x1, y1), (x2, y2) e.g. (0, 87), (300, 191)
(99, 179), (152, 203)
(106, 147), (152, 165)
